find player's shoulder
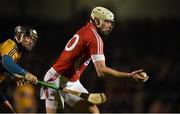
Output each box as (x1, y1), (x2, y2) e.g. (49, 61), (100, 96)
(81, 23), (100, 40)
(84, 22), (96, 33)
(2, 39), (17, 48)
(4, 39), (16, 45)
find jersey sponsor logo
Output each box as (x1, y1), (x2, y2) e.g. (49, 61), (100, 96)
(65, 34), (79, 51)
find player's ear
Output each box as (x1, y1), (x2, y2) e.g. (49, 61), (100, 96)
(94, 18), (100, 26)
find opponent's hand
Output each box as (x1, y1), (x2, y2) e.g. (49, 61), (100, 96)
(13, 74), (27, 86)
(130, 69), (149, 82)
(16, 79), (26, 86)
(25, 72), (38, 84)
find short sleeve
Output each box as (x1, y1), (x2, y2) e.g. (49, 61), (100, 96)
(85, 28), (105, 63)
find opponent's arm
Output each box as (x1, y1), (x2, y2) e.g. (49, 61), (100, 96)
(93, 60), (147, 81)
(2, 55), (27, 76)
(2, 55), (37, 84)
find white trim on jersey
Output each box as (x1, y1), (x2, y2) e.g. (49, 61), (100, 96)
(84, 58), (91, 66)
(91, 54), (105, 63)
(91, 28), (103, 54)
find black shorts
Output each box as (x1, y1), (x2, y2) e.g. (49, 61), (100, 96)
(0, 91), (6, 103)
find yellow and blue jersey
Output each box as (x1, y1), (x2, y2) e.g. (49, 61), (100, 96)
(0, 39), (27, 77)
(0, 39), (21, 62)
(0, 39), (24, 103)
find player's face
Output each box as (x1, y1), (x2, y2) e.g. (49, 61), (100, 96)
(99, 20), (114, 36)
(20, 36), (37, 51)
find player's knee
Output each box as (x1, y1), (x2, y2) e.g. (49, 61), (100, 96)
(45, 99), (58, 110)
(88, 104), (99, 113)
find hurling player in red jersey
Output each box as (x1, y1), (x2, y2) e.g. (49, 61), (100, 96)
(41, 6), (148, 113)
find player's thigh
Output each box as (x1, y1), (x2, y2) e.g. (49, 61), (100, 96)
(72, 99), (99, 113)
(63, 80), (88, 107)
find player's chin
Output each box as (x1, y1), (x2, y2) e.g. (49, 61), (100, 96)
(102, 31), (111, 36)
(23, 47), (32, 52)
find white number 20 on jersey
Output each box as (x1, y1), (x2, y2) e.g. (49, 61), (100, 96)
(65, 34), (79, 51)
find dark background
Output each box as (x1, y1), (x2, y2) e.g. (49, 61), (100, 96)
(0, 0), (180, 112)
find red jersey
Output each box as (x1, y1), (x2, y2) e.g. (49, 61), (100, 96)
(53, 22), (105, 82)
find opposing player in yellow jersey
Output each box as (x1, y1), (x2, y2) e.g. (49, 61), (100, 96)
(0, 26), (38, 112)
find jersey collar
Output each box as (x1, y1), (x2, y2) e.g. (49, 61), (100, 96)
(87, 22), (97, 30)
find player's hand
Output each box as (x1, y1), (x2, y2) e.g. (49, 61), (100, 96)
(25, 72), (38, 84)
(130, 69), (149, 82)
(13, 74), (27, 86)
(16, 79), (26, 86)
